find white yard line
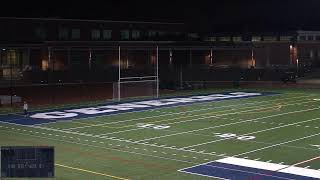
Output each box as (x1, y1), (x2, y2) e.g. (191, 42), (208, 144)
(64, 95), (310, 130)
(135, 106), (320, 143)
(234, 132), (320, 157)
(96, 99), (314, 136)
(30, 126), (227, 158)
(26, 106), (319, 158)
(182, 117), (320, 149)
(0, 129), (197, 164)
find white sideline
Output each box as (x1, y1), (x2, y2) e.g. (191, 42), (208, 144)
(217, 157), (286, 171)
(281, 166), (320, 178)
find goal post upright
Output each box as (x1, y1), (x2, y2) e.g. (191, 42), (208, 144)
(115, 45), (159, 101)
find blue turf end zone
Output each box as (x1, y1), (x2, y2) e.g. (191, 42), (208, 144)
(179, 162), (319, 180)
(0, 91), (278, 126)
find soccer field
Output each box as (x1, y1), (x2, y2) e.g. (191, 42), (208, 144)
(0, 88), (320, 179)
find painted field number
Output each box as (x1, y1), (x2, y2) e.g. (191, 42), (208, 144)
(137, 123), (170, 130)
(214, 133), (256, 141)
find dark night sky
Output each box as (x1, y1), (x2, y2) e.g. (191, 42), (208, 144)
(2, 0), (320, 32)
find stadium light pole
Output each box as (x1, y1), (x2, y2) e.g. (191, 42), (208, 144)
(10, 50), (12, 106)
(156, 46), (159, 98)
(118, 46), (121, 101)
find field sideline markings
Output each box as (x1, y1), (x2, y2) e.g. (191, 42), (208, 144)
(24, 107), (319, 159)
(182, 117), (320, 149)
(63, 95), (310, 130)
(0, 128), (200, 165)
(96, 98), (314, 136)
(0, 97), (318, 163)
(55, 163), (130, 180)
(26, 125), (228, 158)
(240, 139), (320, 152)
(203, 164), (294, 180)
(270, 156), (320, 176)
(65, 94), (309, 130)
(135, 105), (320, 143)
(22, 100), (317, 151)
(234, 132), (320, 157)
(61, 92), (281, 124)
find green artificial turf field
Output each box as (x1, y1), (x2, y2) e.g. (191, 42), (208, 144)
(0, 88), (320, 179)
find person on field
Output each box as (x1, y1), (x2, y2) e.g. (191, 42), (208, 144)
(23, 101), (28, 117)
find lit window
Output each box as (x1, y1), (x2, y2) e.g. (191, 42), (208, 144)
(280, 36), (292, 41)
(42, 59), (49, 71)
(206, 37), (216, 41)
(58, 28), (69, 40)
(252, 36), (261, 42)
(91, 29), (101, 40)
(120, 30), (129, 40)
(132, 30), (141, 39)
(232, 36), (242, 42)
(71, 29), (80, 40)
(103, 30), (112, 40)
(188, 33), (200, 39)
(219, 36), (231, 42)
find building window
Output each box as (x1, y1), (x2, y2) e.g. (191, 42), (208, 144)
(148, 31), (157, 38)
(42, 59), (49, 71)
(58, 28), (69, 40)
(35, 27), (47, 40)
(120, 30), (129, 40)
(307, 35), (314, 41)
(132, 30), (141, 39)
(188, 33), (200, 39)
(219, 36), (231, 42)
(91, 29), (101, 40)
(158, 31), (168, 37)
(299, 36), (306, 41)
(316, 36), (320, 41)
(71, 29), (80, 40)
(206, 37), (216, 41)
(232, 36), (242, 42)
(252, 36), (261, 42)
(310, 50), (314, 59)
(103, 30), (112, 40)
(263, 36), (277, 41)
(280, 36), (292, 41)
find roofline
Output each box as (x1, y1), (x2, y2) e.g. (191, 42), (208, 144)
(0, 17), (184, 25)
